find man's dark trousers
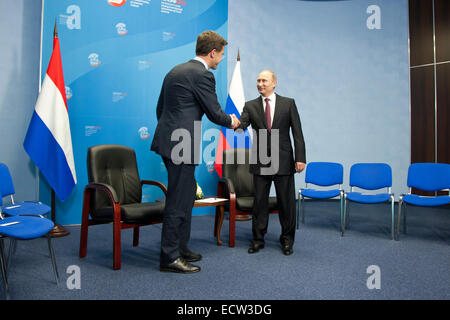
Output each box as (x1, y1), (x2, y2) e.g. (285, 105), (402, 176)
(252, 173), (296, 247)
(160, 157), (196, 265)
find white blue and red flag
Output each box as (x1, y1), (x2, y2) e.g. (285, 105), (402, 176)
(215, 52), (252, 177)
(24, 28), (76, 201)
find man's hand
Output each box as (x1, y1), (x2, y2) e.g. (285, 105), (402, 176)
(230, 114), (240, 129)
(295, 162), (306, 173)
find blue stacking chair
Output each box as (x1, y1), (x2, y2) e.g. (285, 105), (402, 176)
(0, 195), (58, 299)
(398, 163), (450, 239)
(297, 162), (344, 235)
(344, 163), (395, 240)
(0, 163), (51, 217)
(0, 166), (59, 299)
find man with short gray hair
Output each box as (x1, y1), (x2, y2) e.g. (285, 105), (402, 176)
(237, 70), (306, 255)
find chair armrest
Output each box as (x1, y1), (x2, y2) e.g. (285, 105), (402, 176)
(141, 180), (168, 197)
(218, 177), (236, 195)
(217, 178), (237, 211)
(85, 182), (119, 204)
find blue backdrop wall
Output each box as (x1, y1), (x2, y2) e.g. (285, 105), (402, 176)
(39, 0), (228, 225)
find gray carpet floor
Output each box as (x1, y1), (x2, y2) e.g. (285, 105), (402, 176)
(1, 201), (449, 300)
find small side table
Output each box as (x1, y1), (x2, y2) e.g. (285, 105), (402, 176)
(194, 197), (228, 246)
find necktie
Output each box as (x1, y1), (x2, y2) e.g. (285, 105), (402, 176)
(265, 98), (271, 131)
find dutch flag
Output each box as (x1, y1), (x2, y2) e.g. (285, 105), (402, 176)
(214, 51), (252, 177)
(23, 27), (76, 202)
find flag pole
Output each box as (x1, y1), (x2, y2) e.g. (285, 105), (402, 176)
(50, 189), (70, 237)
(48, 21), (70, 238)
(232, 49), (250, 222)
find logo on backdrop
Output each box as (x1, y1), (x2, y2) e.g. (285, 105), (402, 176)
(130, 0), (153, 7)
(88, 53), (101, 67)
(108, 0), (127, 7)
(112, 92), (127, 102)
(162, 31), (176, 41)
(206, 161), (215, 173)
(59, 5), (81, 30)
(138, 60), (152, 71)
(65, 86), (72, 100)
(161, 0), (187, 14)
(85, 126), (101, 137)
(115, 22), (128, 35)
(138, 127), (151, 140)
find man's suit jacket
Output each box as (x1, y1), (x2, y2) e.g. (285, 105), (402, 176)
(238, 94), (306, 175)
(151, 59), (232, 164)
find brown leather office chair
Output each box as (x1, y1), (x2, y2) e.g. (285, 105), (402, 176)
(217, 148), (278, 247)
(79, 144), (167, 270)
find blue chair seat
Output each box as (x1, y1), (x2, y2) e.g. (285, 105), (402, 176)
(2, 201), (51, 217)
(347, 192), (391, 204)
(301, 189), (341, 199)
(0, 216), (54, 240)
(403, 194), (450, 207)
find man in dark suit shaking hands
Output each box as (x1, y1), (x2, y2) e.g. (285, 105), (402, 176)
(151, 31), (240, 273)
(237, 70), (306, 255)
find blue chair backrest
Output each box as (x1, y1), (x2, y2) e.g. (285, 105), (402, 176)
(0, 163), (15, 198)
(407, 163), (450, 192)
(305, 162), (343, 186)
(349, 163), (392, 190)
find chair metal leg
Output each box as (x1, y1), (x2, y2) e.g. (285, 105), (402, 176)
(345, 198), (350, 229)
(0, 239), (7, 279)
(0, 239), (9, 300)
(342, 196), (348, 236)
(397, 197), (403, 239)
(296, 190), (301, 229)
(47, 234), (59, 285)
(6, 239), (15, 272)
(301, 196), (305, 225)
(340, 192), (344, 236)
(403, 203), (407, 234)
(390, 196), (395, 240)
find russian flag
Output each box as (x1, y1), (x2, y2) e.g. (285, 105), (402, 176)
(23, 27), (76, 202)
(214, 51), (252, 177)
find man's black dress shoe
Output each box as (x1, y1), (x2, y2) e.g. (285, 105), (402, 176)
(181, 250), (202, 262)
(282, 243), (293, 256)
(160, 257), (201, 274)
(248, 243), (264, 254)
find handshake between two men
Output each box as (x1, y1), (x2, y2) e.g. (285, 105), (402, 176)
(230, 114), (241, 129)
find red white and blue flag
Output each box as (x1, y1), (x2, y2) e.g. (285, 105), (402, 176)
(24, 28), (76, 201)
(214, 52), (252, 177)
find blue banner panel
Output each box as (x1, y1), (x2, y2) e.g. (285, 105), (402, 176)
(41, 0), (228, 224)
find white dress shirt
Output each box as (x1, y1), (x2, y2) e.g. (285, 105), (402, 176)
(261, 92), (276, 127)
(193, 56), (209, 70)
